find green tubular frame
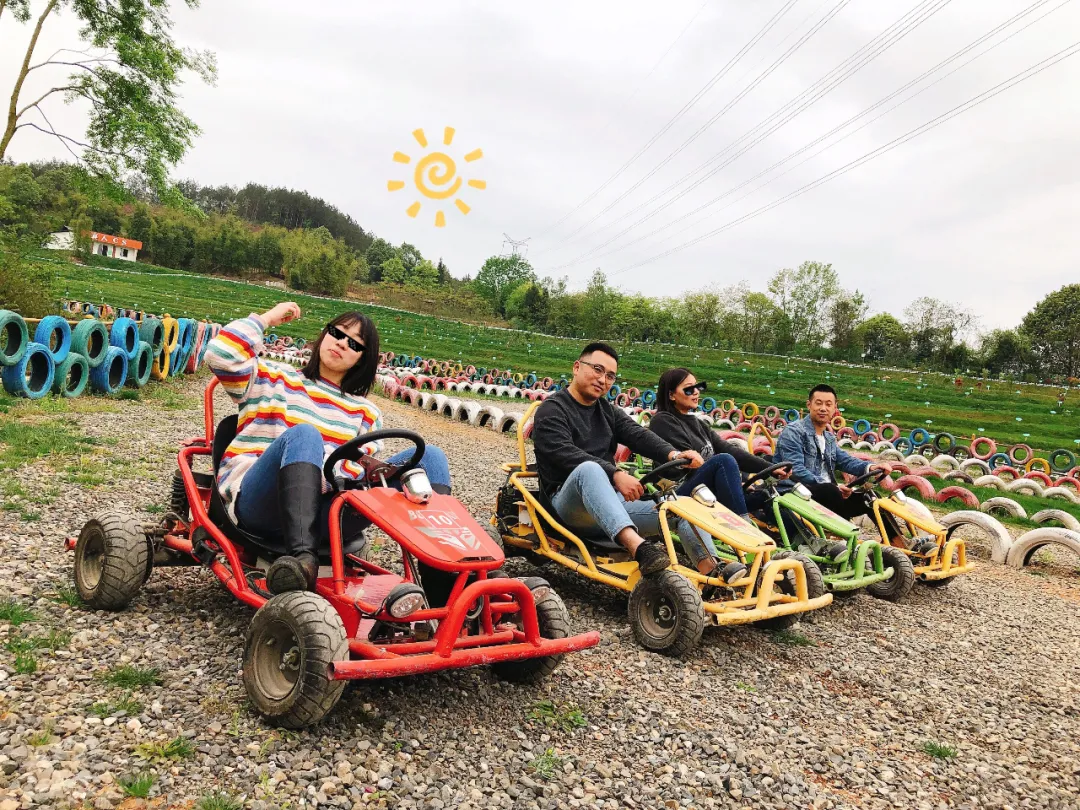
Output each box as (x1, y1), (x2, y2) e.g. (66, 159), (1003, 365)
(767, 491), (893, 592)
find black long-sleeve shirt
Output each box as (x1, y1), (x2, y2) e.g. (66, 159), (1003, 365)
(533, 389), (676, 499)
(647, 410), (770, 474)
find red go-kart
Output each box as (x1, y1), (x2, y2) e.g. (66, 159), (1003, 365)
(70, 379), (599, 728)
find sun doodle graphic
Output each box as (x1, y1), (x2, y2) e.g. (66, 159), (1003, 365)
(387, 127), (485, 227)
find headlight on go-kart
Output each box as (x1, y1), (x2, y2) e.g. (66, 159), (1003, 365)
(894, 490), (908, 503)
(691, 484), (716, 506)
(793, 483), (813, 500)
(383, 583), (428, 619)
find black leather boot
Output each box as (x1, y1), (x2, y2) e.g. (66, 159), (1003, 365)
(266, 462), (323, 594)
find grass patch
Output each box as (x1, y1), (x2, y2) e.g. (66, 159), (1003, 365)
(0, 418), (97, 472)
(529, 748), (563, 780)
(770, 629), (817, 648)
(0, 599), (35, 626)
(90, 692), (144, 718)
(119, 771), (156, 799)
(921, 741), (958, 759)
(735, 681), (758, 693)
(49, 583), (83, 608)
(135, 736), (195, 761)
(61, 457), (109, 487)
(98, 665), (163, 688)
(197, 793), (242, 810)
(145, 503), (165, 514)
(527, 699), (588, 732)
(4, 629), (70, 654)
(27, 723), (56, 746)
(13, 652), (37, 674)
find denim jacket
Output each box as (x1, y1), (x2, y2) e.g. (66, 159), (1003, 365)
(774, 415), (870, 486)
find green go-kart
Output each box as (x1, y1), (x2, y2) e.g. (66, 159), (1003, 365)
(743, 464), (915, 601)
(622, 456), (914, 602)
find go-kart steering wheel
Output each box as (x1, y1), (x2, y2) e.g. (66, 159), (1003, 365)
(845, 466), (888, 489)
(741, 462), (793, 490)
(639, 457), (692, 488)
(322, 428), (426, 491)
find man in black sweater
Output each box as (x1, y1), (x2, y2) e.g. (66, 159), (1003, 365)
(532, 342), (703, 576)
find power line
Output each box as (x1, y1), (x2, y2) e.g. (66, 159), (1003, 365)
(610, 39), (1080, 276)
(562, 0), (1068, 268)
(536, 0), (802, 239)
(501, 234), (531, 258)
(554, 0), (856, 247)
(552, 0), (954, 268)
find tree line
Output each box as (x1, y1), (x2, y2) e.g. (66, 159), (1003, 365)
(472, 255), (1080, 383)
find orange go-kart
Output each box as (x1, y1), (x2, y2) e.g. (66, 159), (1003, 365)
(70, 379), (598, 728)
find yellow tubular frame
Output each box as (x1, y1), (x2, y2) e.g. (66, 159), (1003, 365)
(873, 497), (976, 580)
(499, 402), (832, 624)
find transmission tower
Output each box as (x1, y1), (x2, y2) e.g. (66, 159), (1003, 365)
(501, 233), (531, 258)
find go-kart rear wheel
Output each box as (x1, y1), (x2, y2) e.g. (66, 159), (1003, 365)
(492, 589), (572, 684)
(243, 592), (349, 729)
(866, 546), (915, 602)
(628, 571), (704, 658)
(74, 512), (151, 610)
(757, 552), (825, 630)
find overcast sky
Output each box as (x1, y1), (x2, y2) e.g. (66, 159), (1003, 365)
(5, 0), (1079, 333)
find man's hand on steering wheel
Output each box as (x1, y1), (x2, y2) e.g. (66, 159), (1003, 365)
(845, 464), (890, 490)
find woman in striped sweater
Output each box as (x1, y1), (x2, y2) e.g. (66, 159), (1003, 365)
(206, 301), (451, 593)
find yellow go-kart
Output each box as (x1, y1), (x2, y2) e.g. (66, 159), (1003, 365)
(491, 402), (832, 657)
(855, 468), (976, 586)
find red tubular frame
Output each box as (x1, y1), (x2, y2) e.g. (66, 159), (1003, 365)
(152, 377), (600, 677)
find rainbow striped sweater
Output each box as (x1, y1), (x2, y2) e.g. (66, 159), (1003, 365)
(205, 315), (383, 521)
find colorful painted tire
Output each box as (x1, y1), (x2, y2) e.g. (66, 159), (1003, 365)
(1049, 449), (1077, 473)
(89, 346), (128, 394)
(136, 317), (164, 354)
(161, 317), (179, 352)
(107, 316), (139, 360)
(892, 475), (935, 499)
(69, 318), (108, 368)
(151, 344), (170, 380)
(877, 423), (900, 441)
(932, 432), (956, 453)
(1, 342), (55, 399)
(830, 415), (846, 431)
(1024, 457), (1052, 475)
(763, 406), (780, 421)
(33, 315), (71, 364)
(127, 341), (154, 388)
(0, 310), (29, 367)
(1022, 470), (1053, 486)
(641, 390), (656, 407)
(700, 397), (717, 412)
(742, 402), (759, 419)
(784, 409), (801, 423)
(986, 452), (1011, 470)
(893, 437), (912, 454)
(993, 466), (1021, 482)
(908, 428), (930, 447)
(51, 352), (89, 398)
(852, 419), (871, 436)
(935, 486), (980, 508)
(969, 436), (996, 459)
(1008, 444), (1033, 465)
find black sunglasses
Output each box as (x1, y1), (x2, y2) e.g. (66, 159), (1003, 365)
(326, 324), (365, 353)
(681, 381), (706, 395)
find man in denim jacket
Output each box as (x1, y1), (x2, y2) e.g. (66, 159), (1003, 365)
(775, 384), (896, 529)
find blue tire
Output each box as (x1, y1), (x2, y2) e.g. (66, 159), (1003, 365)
(127, 341), (154, 388)
(894, 437), (912, 454)
(852, 419), (872, 436)
(109, 317), (140, 360)
(909, 428), (930, 447)
(1049, 449), (1077, 473)
(89, 346), (128, 394)
(71, 318), (109, 368)
(0, 310), (29, 367)
(138, 317), (164, 353)
(986, 452), (1011, 470)
(52, 352), (90, 398)
(33, 315), (71, 364)
(784, 408), (801, 423)
(700, 397), (717, 412)
(1, 342), (55, 399)
(641, 390), (657, 407)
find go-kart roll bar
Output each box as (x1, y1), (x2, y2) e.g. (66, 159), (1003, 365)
(203, 376), (221, 445)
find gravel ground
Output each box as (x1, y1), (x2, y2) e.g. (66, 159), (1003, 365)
(1, 373), (1079, 810)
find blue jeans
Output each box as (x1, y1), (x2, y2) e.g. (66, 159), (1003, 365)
(550, 461), (716, 567)
(676, 454), (748, 515)
(235, 423), (451, 543)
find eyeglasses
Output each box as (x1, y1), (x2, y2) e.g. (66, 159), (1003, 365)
(580, 361), (617, 384)
(326, 324), (365, 353)
(681, 382), (706, 396)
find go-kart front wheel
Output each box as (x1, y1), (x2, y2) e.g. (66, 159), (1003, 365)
(866, 546), (915, 602)
(74, 512), (151, 610)
(628, 571), (705, 658)
(492, 589), (572, 684)
(243, 592), (349, 729)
